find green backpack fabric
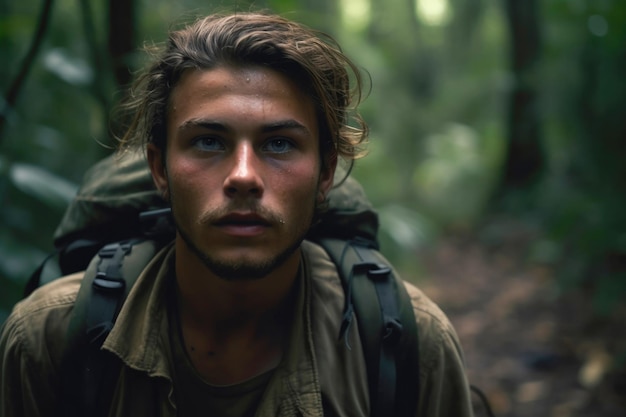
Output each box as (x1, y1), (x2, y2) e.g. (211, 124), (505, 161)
(28, 151), (420, 417)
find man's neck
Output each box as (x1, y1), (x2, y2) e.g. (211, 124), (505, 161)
(173, 239), (301, 322)
(172, 239), (301, 384)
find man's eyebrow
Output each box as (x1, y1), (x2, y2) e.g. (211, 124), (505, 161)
(261, 120), (312, 136)
(178, 118), (312, 136)
(178, 119), (228, 132)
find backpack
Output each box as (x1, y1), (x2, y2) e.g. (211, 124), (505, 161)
(26, 151), (421, 417)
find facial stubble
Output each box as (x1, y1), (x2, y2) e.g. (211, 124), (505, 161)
(168, 181), (320, 281)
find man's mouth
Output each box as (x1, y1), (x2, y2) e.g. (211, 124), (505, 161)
(214, 213), (271, 227)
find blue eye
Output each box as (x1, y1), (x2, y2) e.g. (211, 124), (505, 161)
(193, 136), (225, 151)
(263, 138), (294, 154)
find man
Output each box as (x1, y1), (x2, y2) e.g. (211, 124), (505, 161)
(0, 12), (474, 416)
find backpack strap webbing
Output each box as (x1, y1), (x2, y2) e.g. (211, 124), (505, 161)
(316, 238), (420, 417)
(60, 239), (161, 417)
(23, 238), (103, 298)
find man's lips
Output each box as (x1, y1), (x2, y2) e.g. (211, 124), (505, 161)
(211, 213), (273, 237)
(213, 213), (272, 227)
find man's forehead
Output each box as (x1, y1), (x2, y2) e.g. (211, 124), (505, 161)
(165, 66), (319, 138)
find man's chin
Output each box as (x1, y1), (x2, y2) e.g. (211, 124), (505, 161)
(179, 233), (304, 282)
(202, 260), (278, 281)
(200, 246), (302, 280)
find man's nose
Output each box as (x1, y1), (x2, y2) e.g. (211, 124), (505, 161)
(223, 142), (264, 198)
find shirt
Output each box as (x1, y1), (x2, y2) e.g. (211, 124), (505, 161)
(0, 240), (474, 416)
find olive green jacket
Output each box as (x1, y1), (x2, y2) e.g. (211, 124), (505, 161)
(0, 241), (473, 417)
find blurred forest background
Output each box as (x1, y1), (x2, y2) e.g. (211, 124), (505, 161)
(1, 0), (625, 415)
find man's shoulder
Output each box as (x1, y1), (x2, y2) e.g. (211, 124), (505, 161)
(402, 280), (466, 373)
(301, 240), (452, 326)
(301, 240), (463, 364)
(1, 273), (84, 361)
(402, 280), (457, 337)
(0, 274), (85, 414)
(11, 273), (83, 320)
(302, 241), (455, 328)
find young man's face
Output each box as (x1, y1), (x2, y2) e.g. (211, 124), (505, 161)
(148, 65), (335, 280)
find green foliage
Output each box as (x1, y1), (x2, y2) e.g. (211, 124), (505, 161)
(0, 158), (75, 321)
(531, 176), (626, 316)
(529, 0), (626, 315)
(411, 122), (503, 228)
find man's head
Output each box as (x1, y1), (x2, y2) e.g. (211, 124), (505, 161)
(118, 12), (368, 172)
(118, 13), (369, 280)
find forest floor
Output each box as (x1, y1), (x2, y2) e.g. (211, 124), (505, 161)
(415, 216), (626, 417)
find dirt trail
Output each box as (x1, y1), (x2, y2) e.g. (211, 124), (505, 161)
(416, 220), (626, 417)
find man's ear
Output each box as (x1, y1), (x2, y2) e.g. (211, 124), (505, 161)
(147, 143), (169, 200)
(318, 153), (337, 203)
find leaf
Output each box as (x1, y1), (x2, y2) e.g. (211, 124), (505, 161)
(9, 163), (78, 210)
(42, 48), (93, 85)
(378, 204), (438, 250)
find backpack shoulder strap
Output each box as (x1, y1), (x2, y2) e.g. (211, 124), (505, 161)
(61, 239), (161, 417)
(316, 238), (420, 417)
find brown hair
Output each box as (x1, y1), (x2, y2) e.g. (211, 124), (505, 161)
(116, 12), (368, 169)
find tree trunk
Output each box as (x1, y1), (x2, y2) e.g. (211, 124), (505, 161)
(501, 0), (544, 189)
(108, 0), (136, 89)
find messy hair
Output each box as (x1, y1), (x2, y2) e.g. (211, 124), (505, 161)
(115, 12), (369, 169)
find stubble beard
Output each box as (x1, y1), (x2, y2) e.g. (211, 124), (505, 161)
(176, 223), (307, 281)
(170, 191), (318, 281)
